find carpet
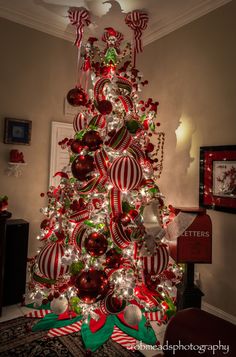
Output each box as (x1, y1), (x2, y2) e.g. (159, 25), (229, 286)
(0, 317), (144, 356)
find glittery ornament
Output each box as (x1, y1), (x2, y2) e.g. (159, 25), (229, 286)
(82, 130), (103, 151)
(67, 87), (88, 106)
(84, 232), (108, 257)
(50, 296), (68, 315)
(124, 304), (142, 325)
(76, 269), (109, 304)
(71, 155), (94, 181)
(96, 100), (113, 115)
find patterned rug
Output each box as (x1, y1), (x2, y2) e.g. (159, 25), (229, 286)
(0, 317), (144, 356)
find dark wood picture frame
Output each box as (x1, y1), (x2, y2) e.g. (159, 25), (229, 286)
(4, 118), (32, 145)
(199, 145), (236, 213)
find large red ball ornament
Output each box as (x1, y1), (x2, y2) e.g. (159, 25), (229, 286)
(71, 155), (94, 181)
(70, 139), (83, 154)
(109, 156), (143, 192)
(84, 232), (108, 257)
(75, 270), (109, 304)
(82, 130), (103, 151)
(96, 100), (113, 115)
(37, 242), (69, 280)
(105, 248), (122, 268)
(67, 87), (88, 107)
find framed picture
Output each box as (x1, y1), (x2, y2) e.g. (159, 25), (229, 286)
(4, 118), (32, 145)
(199, 145), (236, 213)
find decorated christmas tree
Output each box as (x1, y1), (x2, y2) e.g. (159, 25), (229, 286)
(25, 8), (182, 352)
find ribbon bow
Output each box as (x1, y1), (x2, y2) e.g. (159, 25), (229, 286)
(68, 8), (91, 48)
(125, 10), (149, 66)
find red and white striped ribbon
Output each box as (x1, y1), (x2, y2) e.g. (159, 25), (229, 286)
(69, 208), (90, 223)
(111, 326), (137, 350)
(68, 8), (91, 48)
(110, 187), (122, 217)
(110, 221), (131, 249)
(25, 309), (51, 318)
(94, 149), (109, 176)
(47, 320), (82, 338)
(144, 310), (162, 322)
(71, 223), (87, 250)
(125, 10), (149, 66)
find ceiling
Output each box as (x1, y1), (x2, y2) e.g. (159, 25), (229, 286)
(0, 0), (231, 45)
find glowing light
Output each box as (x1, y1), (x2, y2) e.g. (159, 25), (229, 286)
(175, 116), (195, 149)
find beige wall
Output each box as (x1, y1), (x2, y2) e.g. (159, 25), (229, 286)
(0, 18), (76, 256)
(138, 1), (236, 316)
(0, 1), (236, 317)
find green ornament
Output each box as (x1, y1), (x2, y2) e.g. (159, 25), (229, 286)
(126, 120), (140, 133)
(69, 261), (84, 275)
(70, 297), (82, 315)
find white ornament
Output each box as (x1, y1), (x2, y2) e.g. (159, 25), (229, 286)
(50, 296), (68, 315)
(124, 304), (142, 325)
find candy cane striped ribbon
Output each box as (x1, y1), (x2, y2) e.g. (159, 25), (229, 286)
(69, 208), (90, 223)
(125, 10), (148, 66)
(94, 149), (109, 175)
(77, 176), (106, 194)
(128, 142), (146, 161)
(144, 310), (162, 322)
(25, 309), (51, 318)
(68, 8), (91, 48)
(118, 95), (133, 112)
(110, 187), (122, 217)
(71, 223), (87, 250)
(89, 114), (106, 129)
(47, 320), (83, 338)
(94, 77), (110, 101)
(107, 126), (132, 151)
(111, 326), (137, 350)
(110, 221), (131, 249)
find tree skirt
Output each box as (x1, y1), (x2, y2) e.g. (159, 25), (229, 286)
(0, 317), (144, 357)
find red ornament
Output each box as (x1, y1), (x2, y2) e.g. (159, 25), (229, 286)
(109, 156), (143, 192)
(96, 100), (113, 115)
(67, 87), (88, 107)
(76, 270), (109, 304)
(105, 248), (122, 268)
(71, 155), (94, 181)
(146, 143), (154, 153)
(120, 213), (131, 226)
(104, 294), (126, 314)
(82, 130), (103, 151)
(84, 232), (108, 257)
(71, 139), (83, 154)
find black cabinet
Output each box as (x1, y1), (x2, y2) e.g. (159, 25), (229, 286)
(2, 219), (29, 307)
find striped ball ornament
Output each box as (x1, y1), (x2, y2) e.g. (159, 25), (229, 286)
(73, 113), (88, 132)
(141, 243), (169, 276)
(109, 156), (142, 192)
(37, 242), (69, 280)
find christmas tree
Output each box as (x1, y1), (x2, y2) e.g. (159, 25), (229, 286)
(25, 8), (182, 352)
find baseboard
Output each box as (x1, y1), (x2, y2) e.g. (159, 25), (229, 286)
(202, 301), (236, 325)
